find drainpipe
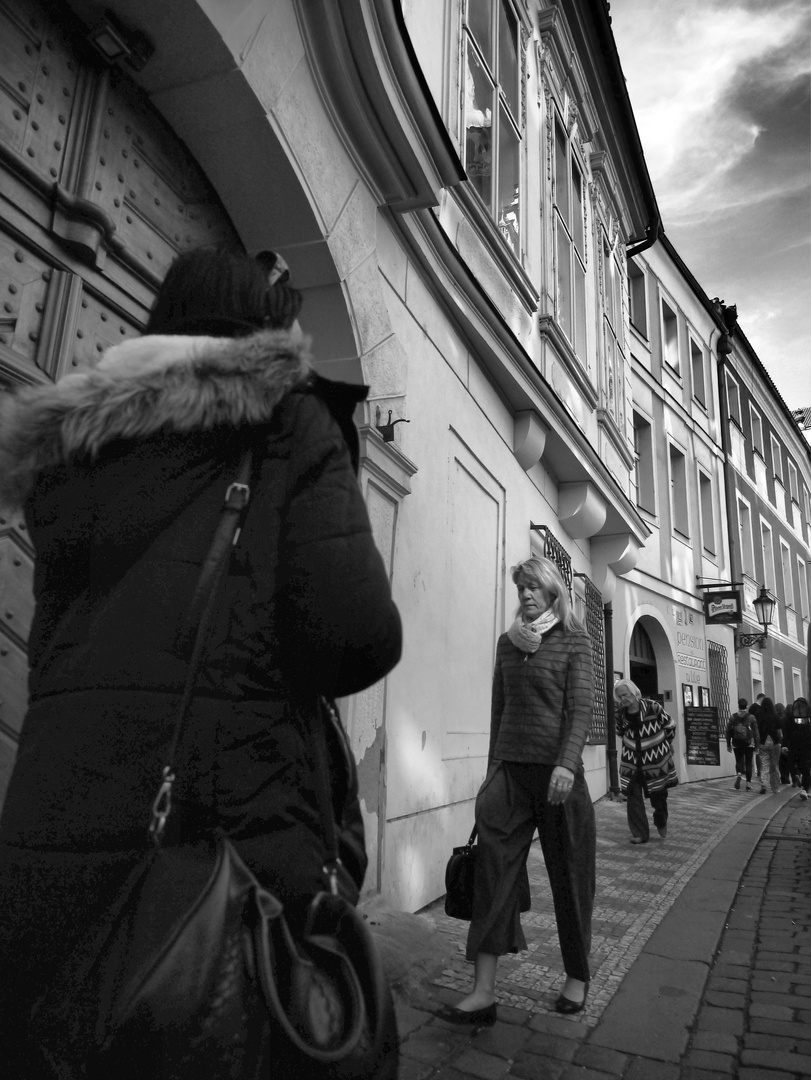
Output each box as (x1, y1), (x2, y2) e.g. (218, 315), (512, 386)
(714, 301), (739, 601)
(604, 602), (620, 795)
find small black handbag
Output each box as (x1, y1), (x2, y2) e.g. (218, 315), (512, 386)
(444, 825), (531, 921)
(30, 450), (399, 1079)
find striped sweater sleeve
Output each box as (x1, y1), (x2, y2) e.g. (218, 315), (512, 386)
(557, 632), (595, 772)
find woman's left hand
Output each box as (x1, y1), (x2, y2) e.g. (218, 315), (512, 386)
(547, 766), (575, 805)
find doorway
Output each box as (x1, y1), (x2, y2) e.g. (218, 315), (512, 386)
(629, 621), (661, 703)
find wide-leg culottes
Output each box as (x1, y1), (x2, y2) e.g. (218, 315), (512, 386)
(466, 760), (596, 982)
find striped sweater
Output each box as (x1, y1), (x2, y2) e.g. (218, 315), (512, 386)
(489, 624), (594, 772)
(616, 698), (676, 793)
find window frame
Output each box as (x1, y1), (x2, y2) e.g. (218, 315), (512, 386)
(698, 468), (715, 555)
(690, 333), (706, 407)
(737, 493), (755, 578)
(552, 114), (589, 364)
(726, 370), (742, 428)
(660, 294), (679, 376)
(462, 0), (523, 256)
(760, 518), (776, 593)
(633, 410), (656, 515)
(749, 404), (764, 458)
(770, 434), (784, 483)
(780, 538), (794, 609)
(628, 258), (647, 338)
(669, 441), (689, 539)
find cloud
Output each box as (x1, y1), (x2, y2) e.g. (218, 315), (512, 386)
(609, 0), (811, 401)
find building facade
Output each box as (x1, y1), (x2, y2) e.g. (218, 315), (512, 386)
(0, 0), (806, 916)
(615, 234), (739, 785)
(717, 310), (811, 711)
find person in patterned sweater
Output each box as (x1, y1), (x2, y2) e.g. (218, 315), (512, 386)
(614, 680), (677, 844)
(437, 556), (596, 1025)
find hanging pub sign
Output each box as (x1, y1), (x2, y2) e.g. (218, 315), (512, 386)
(703, 589), (741, 625)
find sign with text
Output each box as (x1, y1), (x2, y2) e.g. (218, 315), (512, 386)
(684, 706), (721, 765)
(703, 590), (742, 625)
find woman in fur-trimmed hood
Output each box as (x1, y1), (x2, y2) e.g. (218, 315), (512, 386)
(0, 247), (402, 1075)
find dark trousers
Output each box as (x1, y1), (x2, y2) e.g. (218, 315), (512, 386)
(733, 746), (754, 782)
(626, 773), (668, 841)
(467, 761), (595, 982)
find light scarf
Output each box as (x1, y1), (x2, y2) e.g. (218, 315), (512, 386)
(506, 610), (559, 653)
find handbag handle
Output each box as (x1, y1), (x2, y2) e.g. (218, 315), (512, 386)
(149, 448), (253, 842)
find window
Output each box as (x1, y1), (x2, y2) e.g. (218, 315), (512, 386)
(793, 669), (804, 701)
(780, 540), (794, 609)
(751, 651), (763, 698)
(602, 237), (625, 424)
(738, 496), (754, 577)
(749, 405), (764, 457)
(690, 336), (705, 406)
(633, 412), (655, 514)
(669, 444), (688, 537)
(770, 434), (783, 483)
(726, 371), (742, 427)
(772, 661), (786, 708)
(699, 471), (715, 554)
(463, 0), (521, 253)
(628, 259), (647, 337)
(760, 520), (776, 593)
(788, 461), (799, 504)
(797, 556), (809, 619)
(661, 297), (679, 374)
(553, 120), (587, 360)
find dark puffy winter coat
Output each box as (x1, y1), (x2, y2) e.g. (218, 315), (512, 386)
(0, 327), (401, 1067)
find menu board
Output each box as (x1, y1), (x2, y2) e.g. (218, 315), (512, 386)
(684, 706), (721, 765)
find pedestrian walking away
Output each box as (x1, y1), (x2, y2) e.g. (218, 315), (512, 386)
(614, 680), (677, 843)
(784, 696), (811, 799)
(435, 556), (596, 1027)
(756, 696), (783, 794)
(0, 247), (402, 1077)
(726, 697), (760, 791)
(775, 703), (792, 784)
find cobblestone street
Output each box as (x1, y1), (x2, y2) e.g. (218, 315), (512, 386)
(375, 778), (811, 1078)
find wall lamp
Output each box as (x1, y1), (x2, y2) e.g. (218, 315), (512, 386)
(735, 586), (776, 650)
(88, 10), (154, 71)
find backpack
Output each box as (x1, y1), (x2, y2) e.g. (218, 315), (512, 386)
(732, 716), (750, 743)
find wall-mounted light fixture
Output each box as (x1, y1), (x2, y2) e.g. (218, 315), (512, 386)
(375, 407), (409, 443)
(735, 585), (776, 650)
(87, 10), (154, 71)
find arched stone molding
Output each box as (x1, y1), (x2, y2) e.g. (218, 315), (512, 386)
(559, 481), (607, 539)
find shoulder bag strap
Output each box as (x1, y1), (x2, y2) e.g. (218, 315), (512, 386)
(149, 448), (253, 842)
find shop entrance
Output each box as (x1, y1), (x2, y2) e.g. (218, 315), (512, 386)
(629, 621), (662, 703)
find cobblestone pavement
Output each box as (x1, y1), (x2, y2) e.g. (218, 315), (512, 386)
(389, 777), (811, 1079)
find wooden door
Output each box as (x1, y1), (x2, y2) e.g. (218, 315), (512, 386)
(0, 0), (239, 805)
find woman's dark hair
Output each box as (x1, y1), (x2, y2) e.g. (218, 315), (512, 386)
(146, 246), (302, 337)
(759, 696), (776, 719)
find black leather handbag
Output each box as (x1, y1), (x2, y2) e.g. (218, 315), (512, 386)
(444, 825), (532, 921)
(30, 451), (399, 1080)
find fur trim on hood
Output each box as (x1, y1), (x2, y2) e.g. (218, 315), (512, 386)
(0, 328), (312, 508)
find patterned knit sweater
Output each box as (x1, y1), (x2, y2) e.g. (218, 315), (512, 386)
(616, 699), (676, 794)
(489, 624), (594, 771)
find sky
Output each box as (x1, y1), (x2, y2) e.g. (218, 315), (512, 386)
(608, 0), (811, 407)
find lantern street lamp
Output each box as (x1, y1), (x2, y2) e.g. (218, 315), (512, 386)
(735, 586), (776, 650)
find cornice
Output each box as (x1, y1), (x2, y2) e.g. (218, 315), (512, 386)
(295, 0), (465, 212)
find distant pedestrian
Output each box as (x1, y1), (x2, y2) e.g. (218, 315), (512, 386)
(614, 680), (677, 844)
(756, 696), (783, 794)
(784, 697), (811, 799)
(776, 704), (792, 784)
(726, 698), (759, 791)
(749, 696), (764, 784)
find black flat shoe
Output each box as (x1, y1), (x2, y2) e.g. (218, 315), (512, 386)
(435, 1001), (497, 1026)
(555, 982), (589, 1015)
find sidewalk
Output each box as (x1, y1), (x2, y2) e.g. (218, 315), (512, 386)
(366, 777), (811, 1079)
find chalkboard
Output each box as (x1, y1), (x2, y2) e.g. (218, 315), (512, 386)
(684, 706), (720, 765)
